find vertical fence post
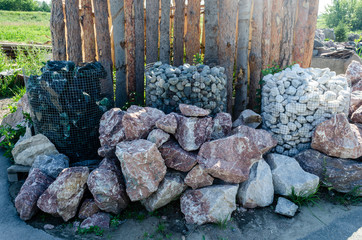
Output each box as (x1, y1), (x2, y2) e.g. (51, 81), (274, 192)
(279, 0), (297, 68)
(292, 0), (310, 66)
(51, 0), (66, 61)
(269, 0), (283, 64)
(146, 0), (159, 64)
(160, 0), (171, 64)
(110, 0), (127, 108)
(261, 0), (271, 69)
(64, 0), (82, 64)
(218, 0), (238, 113)
(204, 0), (218, 66)
(135, 0), (145, 104)
(248, 0), (263, 111)
(303, 0), (319, 68)
(80, 0), (96, 62)
(125, 0), (136, 94)
(93, 0), (114, 101)
(173, 0), (185, 66)
(185, 0), (201, 64)
(234, 0), (252, 118)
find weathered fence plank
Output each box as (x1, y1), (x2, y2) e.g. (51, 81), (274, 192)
(135, 0), (145, 104)
(204, 0), (218, 66)
(146, 0), (159, 64)
(234, 0), (252, 118)
(64, 0), (82, 64)
(160, 0), (171, 64)
(80, 0), (96, 62)
(110, 0), (127, 108)
(125, 0), (136, 93)
(303, 0), (319, 67)
(279, 0), (297, 68)
(173, 0), (185, 66)
(50, 0), (66, 61)
(262, 0), (271, 69)
(292, 0), (310, 65)
(93, 0), (114, 100)
(269, 0), (283, 64)
(185, 0), (201, 64)
(249, 0), (263, 110)
(218, 0), (238, 113)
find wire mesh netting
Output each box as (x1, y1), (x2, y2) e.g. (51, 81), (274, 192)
(26, 61), (112, 162)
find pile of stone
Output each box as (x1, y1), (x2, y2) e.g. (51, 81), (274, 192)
(261, 64), (351, 156)
(145, 62), (227, 115)
(14, 103), (325, 228)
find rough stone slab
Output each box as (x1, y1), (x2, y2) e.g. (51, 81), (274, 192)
(275, 197), (298, 217)
(30, 154), (69, 179)
(180, 184), (238, 225)
(311, 113), (362, 159)
(7, 165), (31, 182)
(15, 168), (53, 220)
(12, 134), (58, 166)
(78, 199), (100, 220)
(295, 149), (362, 196)
(175, 115), (213, 151)
(266, 153), (319, 197)
(37, 167), (89, 221)
(184, 164), (214, 189)
(233, 109), (262, 129)
(147, 129), (170, 148)
(198, 134), (262, 183)
(237, 159), (274, 208)
(159, 140), (198, 172)
(155, 113), (178, 134)
(179, 104), (211, 117)
(142, 172), (187, 212)
(116, 139), (167, 201)
(211, 112), (232, 140)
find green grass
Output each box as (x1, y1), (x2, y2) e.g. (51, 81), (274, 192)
(288, 186), (320, 207)
(0, 10), (51, 44)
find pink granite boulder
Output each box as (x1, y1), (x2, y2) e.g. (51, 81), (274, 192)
(115, 139), (167, 201)
(311, 113), (362, 159)
(155, 113), (178, 134)
(78, 199), (100, 220)
(15, 168), (54, 220)
(184, 165), (214, 189)
(37, 167), (89, 221)
(346, 60), (362, 85)
(147, 129), (170, 148)
(179, 104), (211, 117)
(211, 112), (232, 140)
(80, 212), (110, 230)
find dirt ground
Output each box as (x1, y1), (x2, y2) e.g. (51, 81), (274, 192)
(8, 180), (362, 240)
(0, 97), (12, 124)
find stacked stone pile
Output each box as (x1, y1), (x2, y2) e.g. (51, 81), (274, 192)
(145, 62), (227, 115)
(14, 103), (324, 226)
(261, 64), (351, 156)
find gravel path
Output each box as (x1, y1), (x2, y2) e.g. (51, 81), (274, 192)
(0, 97), (13, 124)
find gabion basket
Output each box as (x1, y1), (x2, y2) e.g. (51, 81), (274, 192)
(26, 61), (112, 162)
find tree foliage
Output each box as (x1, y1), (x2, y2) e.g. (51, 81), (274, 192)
(0, 0), (50, 12)
(324, 0), (362, 31)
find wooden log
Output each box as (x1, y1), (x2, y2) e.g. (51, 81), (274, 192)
(146, 0), (159, 64)
(248, 0), (263, 111)
(160, 0), (171, 64)
(204, 0), (218, 66)
(201, 11), (205, 54)
(80, 0), (96, 62)
(125, 0), (136, 93)
(218, 0), (238, 113)
(110, 0), (127, 107)
(135, 0), (145, 104)
(93, 0), (114, 100)
(303, 0), (319, 67)
(269, 0), (283, 64)
(261, 0), (271, 69)
(292, 0), (310, 65)
(185, 0), (200, 64)
(64, 0), (82, 64)
(50, 0), (66, 61)
(279, 0), (297, 68)
(173, 0), (185, 66)
(234, 0), (252, 119)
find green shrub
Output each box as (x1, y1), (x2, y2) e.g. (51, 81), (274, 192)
(335, 22), (348, 42)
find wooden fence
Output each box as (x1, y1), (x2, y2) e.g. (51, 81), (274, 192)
(51, 0), (319, 117)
